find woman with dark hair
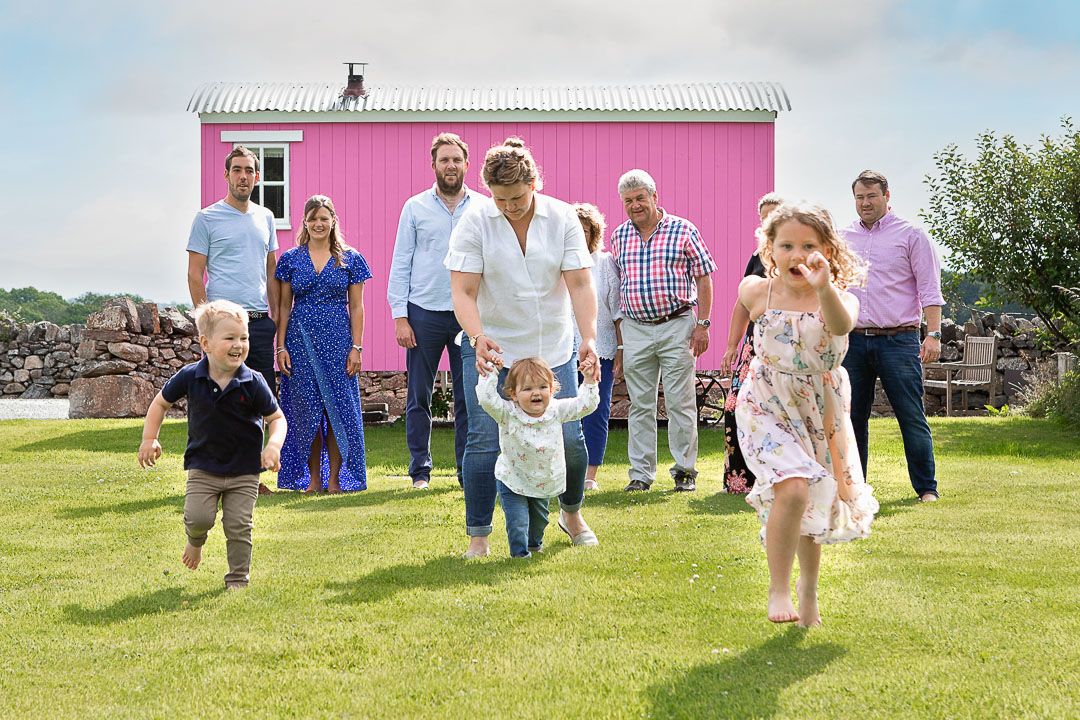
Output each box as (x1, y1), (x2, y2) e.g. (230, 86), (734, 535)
(275, 195), (372, 493)
(447, 137), (601, 558)
(720, 192), (784, 494)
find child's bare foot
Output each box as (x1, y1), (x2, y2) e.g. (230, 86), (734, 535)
(796, 578), (821, 628)
(767, 590), (799, 623)
(182, 542), (202, 570)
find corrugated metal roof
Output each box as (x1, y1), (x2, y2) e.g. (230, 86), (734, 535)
(187, 81), (791, 114)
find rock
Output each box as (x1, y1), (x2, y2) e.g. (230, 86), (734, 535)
(940, 318), (958, 343)
(86, 306), (129, 331)
(968, 309), (985, 336)
(76, 341), (98, 360)
(381, 374), (408, 391)
(0, 371), (10, 382)
(160, 307), (196, 336)
(74, 359), (137, 378)
(1000, 346), (1017, 357)
(1015, 317), (1035, 333)
(68, 375), (155, 418)
(20, 384), (51, 399)
(997, 357), (1028, 371)
(941, 344), (961, 362)
(981, 312), (997, 330)
(58, 326), (71, 342)
(23, 355), (43, 371)
(107, 341), (149, 363)
(160, 348), (176, 360)
(13, 369), (30, 383)
(103, 297), (142, 333)
(69, 325), (84, 345)
(1013, 334), (1033, 348)
(999, 314), (1017, 335)
(80, 329), (130, 342)
(4, 382), (25, 394)
(137, 303), (161, 335)
(51, 383), (70, 396)
(963, 321), (980, 338)
(10, 356), (23, 369)
(51, 350), (72, 364)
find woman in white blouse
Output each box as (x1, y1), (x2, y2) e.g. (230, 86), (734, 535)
(572, 204), (623, 491)
(446, 137), (601, 559)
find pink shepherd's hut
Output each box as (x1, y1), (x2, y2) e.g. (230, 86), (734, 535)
(188, 72), (790, 372)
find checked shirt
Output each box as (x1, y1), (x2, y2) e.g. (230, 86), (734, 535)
(610, 210), (716, 322)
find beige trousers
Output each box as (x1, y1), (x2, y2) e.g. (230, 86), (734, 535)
(622, 314), (700, 486)
(185, 469), (260, 586)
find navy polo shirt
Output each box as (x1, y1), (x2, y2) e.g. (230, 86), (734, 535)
(161, 357), (279, 476)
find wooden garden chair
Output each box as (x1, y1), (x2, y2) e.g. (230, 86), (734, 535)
(923, 335), (998, 416)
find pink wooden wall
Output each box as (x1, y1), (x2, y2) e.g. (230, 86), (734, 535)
(200, 121), (775, 371)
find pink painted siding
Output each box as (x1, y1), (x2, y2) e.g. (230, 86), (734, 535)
(200, 121), (775, 371)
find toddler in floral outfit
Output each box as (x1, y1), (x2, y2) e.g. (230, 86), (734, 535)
(476, 356), (599, 557)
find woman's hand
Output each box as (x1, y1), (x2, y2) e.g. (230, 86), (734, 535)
(278, 348), (292, 376)
(798, 251), (832, 291)
(475, 335), (503, 376)
(721, 346), (737, 375)
(613, 349), (624, 381)
(347, 348), (362, 376)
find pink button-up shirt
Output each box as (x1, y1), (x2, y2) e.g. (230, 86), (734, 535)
(843, 211), (944, 329)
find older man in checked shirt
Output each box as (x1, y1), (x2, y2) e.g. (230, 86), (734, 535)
(843, 170), (944, 502)
(611, 169), (716, 493)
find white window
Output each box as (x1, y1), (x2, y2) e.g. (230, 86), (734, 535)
(222, 130), (303, 231)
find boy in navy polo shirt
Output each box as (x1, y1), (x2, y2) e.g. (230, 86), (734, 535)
(138, 300), (286, 589)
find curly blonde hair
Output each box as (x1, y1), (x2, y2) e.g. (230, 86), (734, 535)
(193, 299), (248, 338)
(757, 202), (866, 290)
(502, 357), (561, 399)
(573, 203), (607, 253)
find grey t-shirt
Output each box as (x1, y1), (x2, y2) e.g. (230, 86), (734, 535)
(187, 200), (279, 312)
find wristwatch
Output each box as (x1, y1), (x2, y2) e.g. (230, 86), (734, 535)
(927, 331), (942, 340)
(696, 318), (711, 329)
(468, 332), (484, 348)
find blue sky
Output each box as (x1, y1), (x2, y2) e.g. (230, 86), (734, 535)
(2, 0), (1078, 303)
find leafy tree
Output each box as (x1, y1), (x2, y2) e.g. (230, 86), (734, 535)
(923, 118), (1080, 342)
(0, 287), (147, 326)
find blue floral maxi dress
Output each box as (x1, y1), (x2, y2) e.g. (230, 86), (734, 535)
(275, 245), (373, 491)
(735, 285), (878, 545)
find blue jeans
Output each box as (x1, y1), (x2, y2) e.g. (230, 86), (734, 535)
(404, 303), (467, 482)
(496, 481), (549, 557)
(460, 341), (588, 536)
(579, 357), (615, 466)
(247, 316), (278, 396)
(843, 331), (938, 497)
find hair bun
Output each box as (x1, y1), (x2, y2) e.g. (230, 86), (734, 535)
(503, 137), (526, 149)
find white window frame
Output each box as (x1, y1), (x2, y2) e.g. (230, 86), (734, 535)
(222, 131), (303, 231)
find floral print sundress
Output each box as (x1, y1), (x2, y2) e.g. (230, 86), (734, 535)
(735, 282), (878, 545)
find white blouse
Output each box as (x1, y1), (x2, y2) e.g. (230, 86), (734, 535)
(476, 371), (600, 498)
(573, 251), (622, 359)
(445, 193), (593, 368)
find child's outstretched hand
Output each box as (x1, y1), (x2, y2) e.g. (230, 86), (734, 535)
(138, 439), (162, 468)
(490, 356), (505, 371)
(261, 444), (282, 473)
(798, 251), (832, 291)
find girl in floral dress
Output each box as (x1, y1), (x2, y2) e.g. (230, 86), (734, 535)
(735, 202), (878, 627)
(476, 356), (599, 558)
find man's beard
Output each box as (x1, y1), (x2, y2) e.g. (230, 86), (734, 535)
(436, 172), (463, 195)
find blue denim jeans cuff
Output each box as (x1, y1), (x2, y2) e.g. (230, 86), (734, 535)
(466, 525), (493, 537)
(559, 500), (583, 514)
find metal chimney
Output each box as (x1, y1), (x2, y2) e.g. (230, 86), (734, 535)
(342, 62), (368, 98)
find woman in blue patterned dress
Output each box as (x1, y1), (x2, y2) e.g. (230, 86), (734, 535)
(274, 195), (372, 493)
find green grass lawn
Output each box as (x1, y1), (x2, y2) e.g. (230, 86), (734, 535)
(1, 416), (1078, 719)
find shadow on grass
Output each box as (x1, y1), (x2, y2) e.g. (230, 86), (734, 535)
(264, 485), (458, 512)
(583, 488), (678, 508)
(644, 626), (845, 719)
(874, 496), (921, 520)
(325, 545), (567, 605)
(63, 585), (225, 625)
(15, 422), (187, 455)
(687, 491), (756, 516)
(58, 494), (185, 519)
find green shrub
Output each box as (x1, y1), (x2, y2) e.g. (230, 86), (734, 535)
(1017, 360), (1080, 432)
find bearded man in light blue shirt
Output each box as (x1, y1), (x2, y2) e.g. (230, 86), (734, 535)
(387, 133), (478, 490)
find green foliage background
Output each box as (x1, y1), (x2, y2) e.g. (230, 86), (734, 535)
(0, 287), (154, 325)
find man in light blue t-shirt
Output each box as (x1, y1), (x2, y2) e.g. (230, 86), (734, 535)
(187, 145), (280, 493)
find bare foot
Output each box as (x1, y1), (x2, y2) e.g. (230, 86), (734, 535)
(767, 590), (799, 623)
(920, 493), (938, 503)
(258, 482), (274, 495)
(796, 578), (821, 628)
(584, 479), (599, 491)
(182, 542), (202, 570)
(304, 483), (321, 494)
(327, 478), (342, 494)
(463, 537), (489, 559)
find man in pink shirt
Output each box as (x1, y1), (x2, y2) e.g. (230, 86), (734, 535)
(842, 170), (943, 502)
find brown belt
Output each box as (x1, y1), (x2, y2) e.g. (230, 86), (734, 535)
(634, 305), (692, 325)
(855, 325), (918, 336)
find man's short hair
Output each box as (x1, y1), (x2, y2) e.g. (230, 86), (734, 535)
(852, 170), (888, 194)
(618, 169), (656, 196)
(431, 133), (469, 163)
(194, 299), (248, 338)
(225, 145), (259, 173)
